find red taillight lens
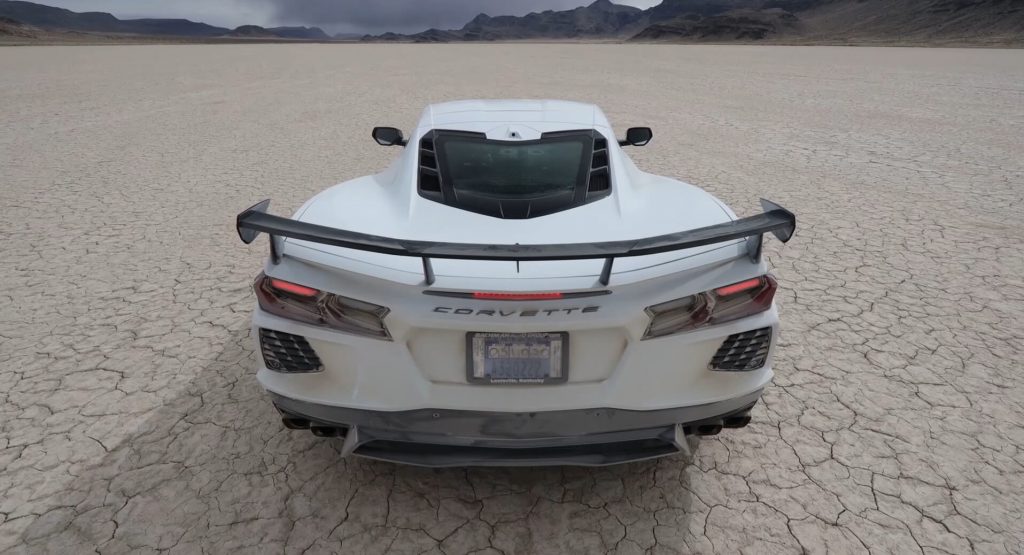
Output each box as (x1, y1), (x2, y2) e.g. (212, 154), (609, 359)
(269, 278), (319, 297)
(643, 275), (777, 340)
(254, 273), (391, 340)
(714, 278), (762, 297)
(472, 292), (564, 301)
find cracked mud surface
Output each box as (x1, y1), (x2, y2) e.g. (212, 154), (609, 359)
(1, 44), (1022, 553)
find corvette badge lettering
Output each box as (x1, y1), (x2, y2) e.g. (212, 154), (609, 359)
(433, 306), (600, 316)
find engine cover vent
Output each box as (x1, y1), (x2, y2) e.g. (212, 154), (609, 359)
(587, 136), (610, 199)
(418, 135), (442, 200)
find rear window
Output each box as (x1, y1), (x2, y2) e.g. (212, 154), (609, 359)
(443, 136), (586, 198)
(418, 130), (610, 219)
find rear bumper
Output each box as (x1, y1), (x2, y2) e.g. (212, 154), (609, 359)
(254, 306), (777, 414)
(270, 389), (762, 467)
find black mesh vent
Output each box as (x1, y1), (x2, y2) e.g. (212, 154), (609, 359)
(588, 171), (609, 193)
(587, 136), (611, 200)
(710, 328), (771, 371)
(421, 152), (437, 170)
(418, 136), (442, 200)
(260, 328), (322, 373)
(420, 171), (441, 193)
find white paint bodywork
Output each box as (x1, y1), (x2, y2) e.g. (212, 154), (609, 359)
(253, 100), (776, 414)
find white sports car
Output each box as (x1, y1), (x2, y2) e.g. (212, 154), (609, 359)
(236, 100), (795, 466)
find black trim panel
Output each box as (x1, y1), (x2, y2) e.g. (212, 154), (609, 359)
(269, 389), (762, 440)
(270, 390), (763, 467)
(423, 289), (611, 300)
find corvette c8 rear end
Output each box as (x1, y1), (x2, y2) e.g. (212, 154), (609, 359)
(237, 100), (795, 466)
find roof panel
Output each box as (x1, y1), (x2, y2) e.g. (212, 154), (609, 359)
(422, 99), (607, 129)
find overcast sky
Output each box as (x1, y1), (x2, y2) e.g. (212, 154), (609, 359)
(40, 0), (663, 34)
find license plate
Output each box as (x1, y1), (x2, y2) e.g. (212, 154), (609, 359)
(467, 332), (568, 384)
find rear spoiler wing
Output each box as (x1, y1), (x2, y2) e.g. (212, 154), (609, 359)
(236, 199), (795, 286)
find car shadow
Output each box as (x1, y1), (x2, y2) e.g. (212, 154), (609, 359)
(23, 326), (699, 553)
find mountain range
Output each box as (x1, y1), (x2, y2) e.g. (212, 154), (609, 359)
(371, 0), (1023, 45)
(1, 0), (1021, 45)
(0, 1), (333, 40)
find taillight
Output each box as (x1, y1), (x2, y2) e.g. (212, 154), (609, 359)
(269, 278), (319, 297)
(643, 275), (777, 340)
(714, 278), (761, 297)
(254, 273), (391, 340)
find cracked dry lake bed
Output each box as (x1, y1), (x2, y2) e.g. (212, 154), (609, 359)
(1, 44), (1023, 554)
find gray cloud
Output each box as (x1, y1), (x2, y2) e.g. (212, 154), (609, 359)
(40, 0), (663, 34)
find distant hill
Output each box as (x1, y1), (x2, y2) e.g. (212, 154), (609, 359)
(0, 15), (37, 37)
(364, 0), (1024, 45)
(633, 0), (1024, 44)
(460, 0), (643, 40)
(633, 8), (800, 41)
(227, 25), (276, 38)
(644, 0), (760, 22)
(788, 0), (1024, 45)
(369, 0), (645, 42)
(228, 24), (336, 40)
(268, 26), (330, 40)
(0, 0), (228, 36)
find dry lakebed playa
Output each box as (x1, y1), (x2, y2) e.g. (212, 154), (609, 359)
(1, 44), (1023, 553)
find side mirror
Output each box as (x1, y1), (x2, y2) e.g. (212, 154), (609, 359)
(372, 127), (407, 147)
(619, 127), (652, 147)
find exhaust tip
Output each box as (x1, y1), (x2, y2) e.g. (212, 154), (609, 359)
(282, 417), (311, 430)
(696, 424), (723, 436)
(723, 415), (752, 429)
(310, 425), (341, 438)
(309, 425), (346, 440)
